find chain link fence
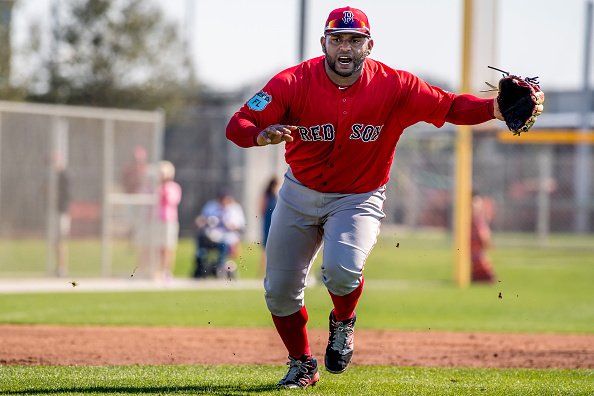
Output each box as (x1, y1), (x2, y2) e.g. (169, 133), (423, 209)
(1, 99), (592, 279)
(0, 101), (164, 278)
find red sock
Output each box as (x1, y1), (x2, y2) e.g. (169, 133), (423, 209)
(329, 277), (364, 321)
(271, 306), (311, 359)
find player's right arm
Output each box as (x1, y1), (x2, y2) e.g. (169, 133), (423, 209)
(228, 114), (297, 147)
(255, 124), (297, 146)
(226, 68), (299, 148)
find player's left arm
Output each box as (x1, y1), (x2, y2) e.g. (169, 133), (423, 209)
(440, 67), (549, 128)
(396, 71), (505, 129)
(444, 94), (504, 125)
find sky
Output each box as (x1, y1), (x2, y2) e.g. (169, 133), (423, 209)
(10, 0), (591, 94)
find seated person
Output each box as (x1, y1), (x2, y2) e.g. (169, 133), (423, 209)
(193, 190), (246, 279)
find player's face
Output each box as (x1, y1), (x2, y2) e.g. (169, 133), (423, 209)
(321, 33), (373, 78)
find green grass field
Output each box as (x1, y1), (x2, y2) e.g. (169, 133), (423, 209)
(1, 365), (593, 396)
(1, 232), (593, 395)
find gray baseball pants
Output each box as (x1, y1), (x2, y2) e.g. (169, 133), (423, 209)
(264, 168), (386, 317)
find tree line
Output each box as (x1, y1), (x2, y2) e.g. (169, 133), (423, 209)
(1, 0), (197, 117)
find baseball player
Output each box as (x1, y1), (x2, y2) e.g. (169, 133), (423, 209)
(227, 6), (525, 389)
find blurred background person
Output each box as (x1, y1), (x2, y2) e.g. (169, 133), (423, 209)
(120, 145), (150, 249)
(193, 189), (245, 279)
(54, 153), (71, 278)
(259, 176), (279, 278)
(121, 145), (149, 195)
(471, 191), (497, 284)
(154, 160), (182, 282)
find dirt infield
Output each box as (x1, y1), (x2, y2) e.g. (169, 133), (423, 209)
(1, 325), (593, 368)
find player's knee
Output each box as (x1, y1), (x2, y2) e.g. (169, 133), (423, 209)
(264, 276), (305, 316)
(264, 291), (303, 317)
(321, 263), (362, 296)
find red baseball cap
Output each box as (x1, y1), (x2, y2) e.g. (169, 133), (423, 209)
(324, 6), (371, 37)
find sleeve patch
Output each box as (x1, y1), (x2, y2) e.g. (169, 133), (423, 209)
(247, 91), (272, 111)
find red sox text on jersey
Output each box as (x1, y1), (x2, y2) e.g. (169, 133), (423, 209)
(297, 124), (382, 142)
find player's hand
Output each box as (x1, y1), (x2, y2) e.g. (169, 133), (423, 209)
(256, 125), (297, 146)
(493, 98), (504, 121)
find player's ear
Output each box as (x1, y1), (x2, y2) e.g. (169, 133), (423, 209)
(320, 36), (327, 54)
(366, 38), (374, 55)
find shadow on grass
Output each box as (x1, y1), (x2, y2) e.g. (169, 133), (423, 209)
(0, 384), (280, 395)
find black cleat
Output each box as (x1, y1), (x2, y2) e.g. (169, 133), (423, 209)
(277, 355), (320, 389)
(325, 311), (356, 374)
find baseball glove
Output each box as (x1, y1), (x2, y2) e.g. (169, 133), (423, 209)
(486, 66), (545, 135)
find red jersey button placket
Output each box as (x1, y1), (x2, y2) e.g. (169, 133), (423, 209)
(337, 93), (351, 149)
(321, 93), (348, 190)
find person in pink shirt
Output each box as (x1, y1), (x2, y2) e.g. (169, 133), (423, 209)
(155, 160), (182, 282)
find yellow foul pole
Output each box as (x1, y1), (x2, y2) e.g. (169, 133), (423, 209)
(454, 0), (474, 287)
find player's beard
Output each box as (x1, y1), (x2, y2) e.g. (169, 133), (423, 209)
(325, 51), (367, 77)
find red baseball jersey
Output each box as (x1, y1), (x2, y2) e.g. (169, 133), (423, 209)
(227, 55), (491, 193)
